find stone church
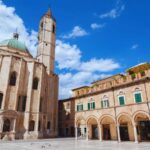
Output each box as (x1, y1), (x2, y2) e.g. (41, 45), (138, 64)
(0, 9), (58, 140)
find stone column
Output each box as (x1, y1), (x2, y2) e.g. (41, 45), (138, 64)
(86, 124), (89, 141)
(133, 123), (138, 143)
(12, 119), (16, 132)
(75, 127), (78, 140)
(23, 62), (35, 139)
(0, 118), (3, 139)
(98, 124), (102, 141)
(117, 124), (121, 142)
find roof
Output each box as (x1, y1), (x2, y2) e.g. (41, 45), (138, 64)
(72, 86), (89, 91)
(92, 74), (125, 84)
(127, 62), (150, 73)
(0, 38), (30, 53)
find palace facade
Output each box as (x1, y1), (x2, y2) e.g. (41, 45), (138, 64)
(59, 63), (150, 142)
(0, 9), (58, 140)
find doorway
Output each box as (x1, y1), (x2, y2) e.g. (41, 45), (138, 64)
(138, 121), (150, 141)
(92, 125), (98, 139)
(103, 124), (111, 140)
(120, 124), (129, 141)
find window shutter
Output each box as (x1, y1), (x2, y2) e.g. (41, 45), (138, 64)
(88, 103), (90, 110)
(77, 105), (79, 111)
(135, 93), (142, 103)
(101, 101), (103, 108)
(119, 96), (125, 106)
(82, 104), (83, 111)
(93, 102), (95, 109)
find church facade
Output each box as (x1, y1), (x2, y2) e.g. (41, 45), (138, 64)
(59, 63), (150, 142)
(0, 9), (58, 140)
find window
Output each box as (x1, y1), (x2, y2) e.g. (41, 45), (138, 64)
(134, 92), (142, 103)
(38, 121), (41, 131)
(39, 97), (43, 112)
(118, 96), (125, 106)
(101, 100), (109, 108)
(29, 120), (35, 131)
(32, 77), (39, 90)
(52, 24), (55, 33)
(77, 104), (83, 112)
(9, 71), (17, 86)
(3, 119), (11, 132)
(87, 101), (95, 110)
(17, 96), (26, 112)
(0, 93), (3, 109)
(47, 121), (51, 130)
(101, 96), (109, 108)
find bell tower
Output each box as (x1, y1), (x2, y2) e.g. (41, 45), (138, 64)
(37, 8), (56, 74)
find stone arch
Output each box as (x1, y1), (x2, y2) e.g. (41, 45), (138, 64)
(117, 112), (133, 124)
(133, 111), (150, 141)
(117, 113), (134, 141)
(133, 110), (150, 122)
(86, 116), (99, 140)
(86, 115), (98, 124)
(99, 114), (115, 124)
(99, 115), (116, 141)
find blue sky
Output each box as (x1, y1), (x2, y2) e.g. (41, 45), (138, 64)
(0, 0), (150, 98)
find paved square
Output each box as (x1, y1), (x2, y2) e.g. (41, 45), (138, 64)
(0, 138), (150, 150)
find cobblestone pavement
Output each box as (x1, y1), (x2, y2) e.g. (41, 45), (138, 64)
(0, 138), (150, 150)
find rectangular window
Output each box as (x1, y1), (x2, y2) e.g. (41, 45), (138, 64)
(77, 104), (83, 112)
(135, 93), (142, 103)
(101, 100), (109, 108)
(119, 96), (125, 106)
(88, 102), (95, 110)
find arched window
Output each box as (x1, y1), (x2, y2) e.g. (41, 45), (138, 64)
(101, 95), (109, 108)
(29, 120), (35, 131)
(0, 93), (3, 109)
(32, 77), (39, 90)
(47, 121), (51, 130)
(3, 119), (11, 132)
(52, 24), (55, 33)
(9, 71), (17, 86)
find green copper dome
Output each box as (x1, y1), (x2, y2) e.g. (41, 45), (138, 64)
(0, 38), (29, 53)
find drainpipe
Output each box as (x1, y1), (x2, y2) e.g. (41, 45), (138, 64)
(112, 87), (120, 142)
(144, 79), (150, 117)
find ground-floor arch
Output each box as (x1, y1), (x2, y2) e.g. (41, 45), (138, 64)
(117, 114), (134, 141)
(86, 116), (99, 140)
(133, 111), (150, 142)
(100, 115), (117, 141)
(76, 118), (86, 138)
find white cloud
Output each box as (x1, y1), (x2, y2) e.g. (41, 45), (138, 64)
(56, 40), (81, 70)
(56, 40), (120, 98)
(80, 58), (120, 72)
(91, 23), (105, 29)
(131, 44), (139, 50)
(61, 26), (88, 39)
(0, 0), (38, 57)
(99, 2), (125, 19)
